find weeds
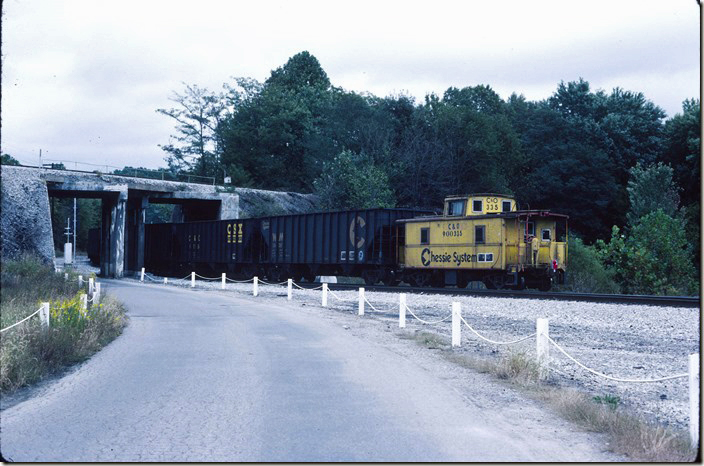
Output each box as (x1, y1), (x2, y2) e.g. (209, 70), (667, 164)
(1, 255), (127, 393)
(401, 328), (698, 462)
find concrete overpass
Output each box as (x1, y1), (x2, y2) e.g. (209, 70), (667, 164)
(1, 165), (239, 278)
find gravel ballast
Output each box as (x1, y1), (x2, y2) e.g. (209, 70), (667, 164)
(135, 273), (701, 435)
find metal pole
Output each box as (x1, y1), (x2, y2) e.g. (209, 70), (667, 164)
(73, 198), (77, 261)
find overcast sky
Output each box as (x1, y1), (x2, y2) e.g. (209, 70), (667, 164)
(1, 0), (700, 170)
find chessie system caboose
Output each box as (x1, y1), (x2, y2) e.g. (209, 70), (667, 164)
(399, 194), (568, 291)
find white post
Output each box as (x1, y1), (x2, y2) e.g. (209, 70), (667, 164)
(253, 276), (259, 297)
(358, 287), (365, 316)
(221, 273), (226, 289)
(689, 353), (700, 448)
(322, 283), (328, 307)
(94, 283), (101, 304)
(399, 293), (406, 328)
(537, 318), (550, 380)
(89, 277), (94, 295)
(80, 294), (88, 312)
(40, 302), (50, 329)
(452, 302), (461, 347)
(287, 279), (293, 301)
(141, 267), (145, 282)
(191, 272), (195, 288)
(64, 272), (69, 281)
(78, 275), (84, 288)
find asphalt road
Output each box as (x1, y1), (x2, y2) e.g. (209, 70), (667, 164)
(1, 280), (617, 461)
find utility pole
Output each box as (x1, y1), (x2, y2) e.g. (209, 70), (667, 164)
(73, 198), (77, 261)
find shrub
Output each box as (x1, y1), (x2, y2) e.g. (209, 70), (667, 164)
(0, 256), (127, 392)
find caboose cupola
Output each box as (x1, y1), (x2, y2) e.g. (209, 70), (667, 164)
(443, 194), (517, 217)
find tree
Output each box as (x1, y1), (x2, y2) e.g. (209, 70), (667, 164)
(1, 154), (20, 165)
(561, 236), (619, 293)
(597, 211), (697, 295)
(313, 150), (395, 210)
(219, 52), (335, 191)
(626, 162), (680, 225)
(157, 83), (227, 178)
(660, 99), (700, 206)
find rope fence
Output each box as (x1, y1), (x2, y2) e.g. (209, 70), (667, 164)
(1, 307), (43, 333)
(120, 267), (704, 446)
(405, 304), (452, 325)
(547, 335), (688, 383)
(459, 314), (535, 346)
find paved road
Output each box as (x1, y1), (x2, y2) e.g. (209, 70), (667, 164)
(1, 280), (615, 461)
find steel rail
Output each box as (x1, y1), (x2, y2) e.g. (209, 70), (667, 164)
(287, 282), (699, 308)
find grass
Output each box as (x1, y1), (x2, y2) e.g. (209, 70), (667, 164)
(402, 329), (698, 462)
(1, 254), (127, 393)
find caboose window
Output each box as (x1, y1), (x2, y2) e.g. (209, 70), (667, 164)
(475, 225), (485, 244)
(542, 229), (551, 241)
(420, 227), (429, 245)
(448, 200), (465, 216)
(472, 200), (483, 213)
(502, 201), (512, 212)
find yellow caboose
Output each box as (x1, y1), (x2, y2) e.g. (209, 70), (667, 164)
(398, 194), (568, 290)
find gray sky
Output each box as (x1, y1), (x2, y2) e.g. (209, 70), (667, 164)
(1, 0), (700, 170)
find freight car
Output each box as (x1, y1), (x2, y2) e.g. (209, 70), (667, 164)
(143, 193), (568, 291)
(399, 194), (568, 291)
(144, 208), (432, 284)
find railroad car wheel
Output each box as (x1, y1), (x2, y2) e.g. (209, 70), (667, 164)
(538, 278), (552, 291)
(456, 274), (470, 289)
(482, 274), (505, 290)
(407, 271), (432, 288)
(362, 270), (380, 286)
(382, 271), (400, 286)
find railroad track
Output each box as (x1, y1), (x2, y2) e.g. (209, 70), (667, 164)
(292, 282), (700, 308)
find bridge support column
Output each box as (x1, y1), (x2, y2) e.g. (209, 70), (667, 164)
(100, 189), (127, 278)
(125, 196), (148, 273)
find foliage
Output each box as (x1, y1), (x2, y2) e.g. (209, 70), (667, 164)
(49, 198), (101, 252)
(157, 83), (227, 178)
(593, 394), (621, 410)
(313, 150), (395, 210)
(560, 237), (619, 293)
(659, 99), (700, 206)
(1, 153), (20, 165)
(596, 212), (697, 295)
(626, 162), (680, 225)
(0, 256), (127, 392)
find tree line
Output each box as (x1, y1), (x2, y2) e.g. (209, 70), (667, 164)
(154, 51), (699, 295)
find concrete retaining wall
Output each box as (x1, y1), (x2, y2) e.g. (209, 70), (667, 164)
(1, 166), (56, 264)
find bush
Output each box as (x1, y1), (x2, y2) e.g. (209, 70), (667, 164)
(0, 256), (127, 392)
(561, 237), (619, 293)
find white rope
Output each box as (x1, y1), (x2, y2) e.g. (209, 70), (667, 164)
(327, 288), (356, 302)
(547, 336), (688, 383)
(459, 314), (536, 345)
(193, 273), (220, 281)
(363, 296), (395, 313)
(86, 294), (95, 303)
(404, 304), (452, 325)
(292, 282), (323, 290)
(225, 277), (254, 283)
(258, 279), (288, 286)
(143, 273), (161, 282)
(1, 308), (42, 333)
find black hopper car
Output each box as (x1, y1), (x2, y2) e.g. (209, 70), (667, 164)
(144, 208), (433, 285)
